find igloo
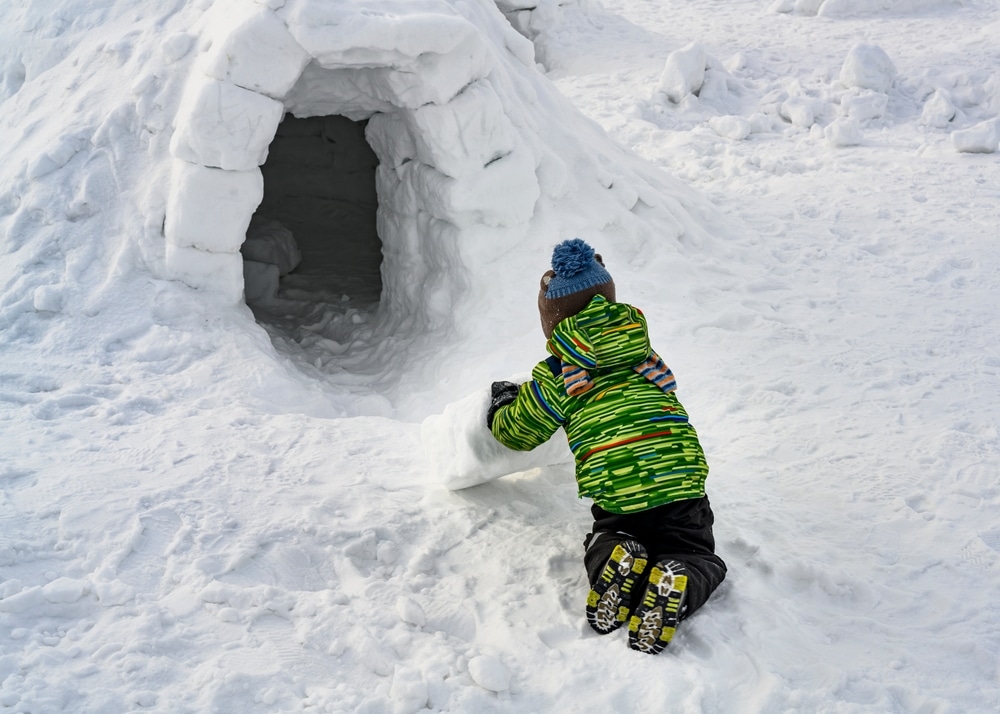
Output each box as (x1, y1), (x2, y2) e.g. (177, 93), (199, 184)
(163, 0), (548, 324)
(0, 0), (715, 407)
(160, 0), (709, 327)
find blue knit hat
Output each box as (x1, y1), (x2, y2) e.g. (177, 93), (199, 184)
(544, 239), (613, 298)
(538, 239), (616, 337)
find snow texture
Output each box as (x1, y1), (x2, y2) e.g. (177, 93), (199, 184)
(1, 0), (1000, 711)
(840, 43), (897, 93)
(421, 387), (572, 491)
(952, 119), (1000, 154)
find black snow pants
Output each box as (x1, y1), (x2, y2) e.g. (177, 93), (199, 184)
(583, 496), (726, 620)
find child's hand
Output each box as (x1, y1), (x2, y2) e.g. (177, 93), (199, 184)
(487, 381), (520, 429)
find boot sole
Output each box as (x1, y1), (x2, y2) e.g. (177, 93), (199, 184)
(586, 540), (648, 635)
(628, 559), (687, 654)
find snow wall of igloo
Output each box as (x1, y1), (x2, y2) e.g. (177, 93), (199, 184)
(163, 1), (548, 342)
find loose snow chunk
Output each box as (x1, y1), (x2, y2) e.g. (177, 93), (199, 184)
(422, 387), (571, 491)
(921, 90), (957, 128)
(780, 97), (816, 128)
(952, 120), (1000, 154)
(166, 160), (264, 253)
(42, 577), (88, 604)
(825, 118), (863, 146)
(33, 286), (64, 313)
(200, 7), (310, 99)
(709, 115), (752, 141)
(657, 43), (707, 104)
(169, 77), (284, 172)
(0, 586), (43, 614)
(395, 596), (426, 627)
(407, 81), (516, 179)
(390, 666), (428, 712)
(468, 655), (510, 692)
(840, 44), (896, 94)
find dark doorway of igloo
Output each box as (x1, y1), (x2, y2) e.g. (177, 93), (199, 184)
(243, 113), (382, 309)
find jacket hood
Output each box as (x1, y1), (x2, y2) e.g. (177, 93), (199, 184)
(545, 295), (651, 371)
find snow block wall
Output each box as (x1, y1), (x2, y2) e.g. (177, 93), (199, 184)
(164, 0), (540, 326)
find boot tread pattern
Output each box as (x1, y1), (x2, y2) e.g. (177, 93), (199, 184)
(586, 540), (648, 635)
(628, 559), (688, 654)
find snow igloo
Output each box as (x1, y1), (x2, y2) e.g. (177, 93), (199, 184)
(164, 0), (541, 332)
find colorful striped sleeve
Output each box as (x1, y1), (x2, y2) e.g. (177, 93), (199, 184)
(489, 361), (568, 451)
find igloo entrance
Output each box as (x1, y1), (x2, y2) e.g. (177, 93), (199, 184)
(243, 113), (382, 308)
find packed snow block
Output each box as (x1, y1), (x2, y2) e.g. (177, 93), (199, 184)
(200, 7), (310, 99)
(165, 243), (244, 302)
(169, 77), (284, 172)
(241, 217), (301, 275)
(406, 81), (517, 179)
(657, 43), (707, 104)
(375, 164), (420, 219)
(952, 120), (1000, 154)
(410, 146), (540, 228)
(366, 112), (419, 168)
(285, 12), (494, 108)
(165, 160), (263, 254)
(840, 44), (896, 94)
(920, 90), (958, 128)
(283, 63), (397, 121)
(421, 387), (572, 491)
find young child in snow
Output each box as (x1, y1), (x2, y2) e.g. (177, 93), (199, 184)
(487, 239), (726, 654)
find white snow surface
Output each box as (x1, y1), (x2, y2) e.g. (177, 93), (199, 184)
(2, 0), (1000, 712)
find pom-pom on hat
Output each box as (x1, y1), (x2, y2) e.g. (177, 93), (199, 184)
(538, 239), (615, 338)
(544, 238), (613, 298)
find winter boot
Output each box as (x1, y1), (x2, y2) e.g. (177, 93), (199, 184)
(586, 540), (648, 635)
(628, 559), (688, 654)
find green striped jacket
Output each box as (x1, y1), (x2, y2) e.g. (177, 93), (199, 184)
(490, 295), (709, 514)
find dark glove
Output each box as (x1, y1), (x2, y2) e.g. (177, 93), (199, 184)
(486, 381), (519, 430)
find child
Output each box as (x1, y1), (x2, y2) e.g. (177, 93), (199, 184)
(487, 238), (726, 654)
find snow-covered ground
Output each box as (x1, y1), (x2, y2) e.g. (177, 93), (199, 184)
(2, 0), (999, 712)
